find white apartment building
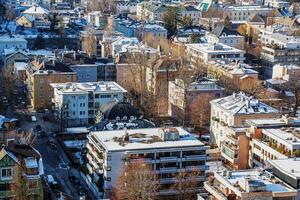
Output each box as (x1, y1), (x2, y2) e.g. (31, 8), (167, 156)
(268, 158), (300, 190)
(210, 93), (279, 147)
(261, 33), (300, 78)
(206, 27), (244, 48)
(86, 127), (208, 199)
(247, 117), (300, 168)
(50, 82), (127, 127)
(204, 169), (298, 200)
(136, 2), (201, 25)
(186, 43), (245, 64)
(224, 5), (274, 22)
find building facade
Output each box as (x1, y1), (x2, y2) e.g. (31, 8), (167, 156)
(86, 127), (208, 199)
(51, 82), (127, 126)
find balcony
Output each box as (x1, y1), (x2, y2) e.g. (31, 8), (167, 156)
(159, 156), (178, 163)
(185, 165), (208, 171)
(221, 143), (238, 164)
(159, 167), (178, 173)
(204, 182), (227, 200)
(159, 177), (177, 184)
(183, 155), (207, 161)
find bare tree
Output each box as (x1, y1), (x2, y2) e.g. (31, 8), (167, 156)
(189, 94), (214, 129)
(172, 168), (203, 200)
(113, 161), (157, 200)
(87, 0), (116, 14)
(83, 27), (97, 57)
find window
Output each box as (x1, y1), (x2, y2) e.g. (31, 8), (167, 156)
(106, 177), (111, 181)
(1, 168), (12, 180)
(95, 94), (100, 98)
(101, 95), (111, 98)
(107, 166), (111, 171)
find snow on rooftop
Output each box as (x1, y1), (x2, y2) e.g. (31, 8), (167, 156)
(219, 169), (293, 193)
(24, 157), (38, 168)
(90, 127), (206, 151)
(269, 159), (300, 178)
(262, 128), (300, 147)
(186, 42), (244, 53)
(211, 93), (278, 115)
(51, 82), (127, 94)
(23, 5), (49, 15)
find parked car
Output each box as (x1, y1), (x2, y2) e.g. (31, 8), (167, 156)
(47, 175), (59, 189)
(31, 116), (37, 122)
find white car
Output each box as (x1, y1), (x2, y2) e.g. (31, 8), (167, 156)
(31, 116), (37, 122)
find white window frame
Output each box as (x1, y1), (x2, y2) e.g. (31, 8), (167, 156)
(1, 167), (13, 180)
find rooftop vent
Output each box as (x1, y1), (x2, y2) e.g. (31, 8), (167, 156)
(159, 128), (180, 141)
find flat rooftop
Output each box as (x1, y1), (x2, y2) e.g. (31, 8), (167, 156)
(217, 169), (295, 193)
(262, 127), (300, 147)
(269, 159), (300, 179)
(90, 127), (206, 151)
(186, 43), (244, 54)
(50, 82), (127, 94)
(211, 93), (278, 115)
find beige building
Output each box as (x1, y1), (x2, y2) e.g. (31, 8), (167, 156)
(26, 61), (77, 111)
(210, 93), (279, 147)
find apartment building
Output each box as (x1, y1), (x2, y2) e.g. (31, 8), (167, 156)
(264, 0), (290, 9)
(115, 14), (167, 39)
(0, 144), (44, 200)
(246, 116), (300, 168)
(268, 158), (300, 190)
(136, 2), (201, 25)
(86, 127), (208, 199)
(266, 64), (300, 89)
(204, 169), (298, 200)
(206, 26), (244, 48)
(210, 93), (279, 147)
(186, 43), (245, 64)
(261, 33), (300, 78)
(70, 59), (116, 82)
(26, 61), (77, 111)
(168, 78), (224, 127)
(224, 5), (274, 22)
(51, 82), (127, 126)
(207, 61), (259, 91)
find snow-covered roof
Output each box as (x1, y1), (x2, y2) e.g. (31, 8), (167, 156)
(23, 5), (49, 15)
(90, 127), (206, 151)
(211, 92), (279, 115)
(216, 169), (297, 195)
(269, 158), (300, 179)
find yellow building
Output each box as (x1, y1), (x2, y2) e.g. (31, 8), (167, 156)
(16, 15), (34, 28)
(26, 61), (77, 111)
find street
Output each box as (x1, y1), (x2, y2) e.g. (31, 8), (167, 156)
(18, 110), (94, 200)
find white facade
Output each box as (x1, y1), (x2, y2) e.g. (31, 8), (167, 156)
(186, 43), (245, 63)
(51, 82), (127, 126)
(86, 127), (208, 198)
(225, 5), (274, 22)
(272, 64), (300, 81)
(206, 33), (244, 48)
(264, 0), (290, 9)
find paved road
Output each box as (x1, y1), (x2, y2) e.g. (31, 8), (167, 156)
(19, 111), (94, 200)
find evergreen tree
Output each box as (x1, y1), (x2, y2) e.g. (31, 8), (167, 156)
(163, 7), (178, 38)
